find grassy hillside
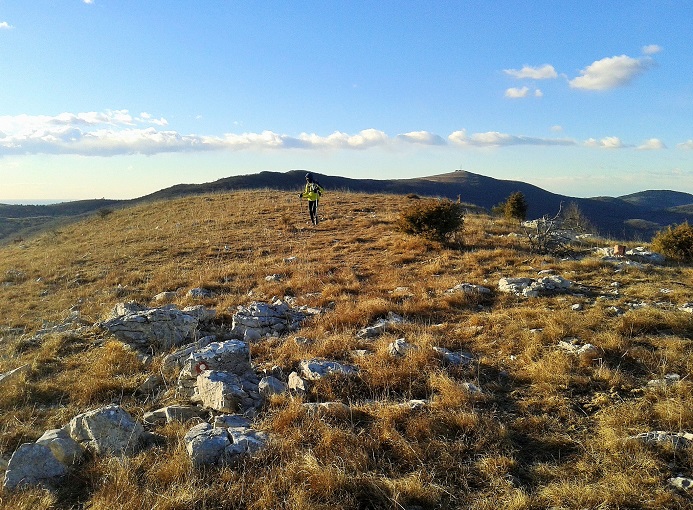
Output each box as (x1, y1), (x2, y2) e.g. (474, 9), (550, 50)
(1, 191), (692, 509)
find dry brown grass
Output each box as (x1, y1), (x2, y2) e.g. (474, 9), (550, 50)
(1, 190), (693, 508)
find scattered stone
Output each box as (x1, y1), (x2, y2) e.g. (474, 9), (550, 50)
(432, 347), (474, 366)
(499, 275), (579, 298)
(629, 431), (693, 449)
(445, 283), (492, 295)
(36, 428), (84, 466)
(265, 274), (282, 282)
(288, 372), (308, 394)
(680, 303), (693, 314)
(213, 414), (251, 429)
(0, 364), (30, 386)
(400, 399), (428, 410)
(571, 303), (584, 311)
(294, 336), (312, 346)
(283, 256), (298, 263)
(153, 291), (177, 303)
(298, 359), (358, 380)
(461, 382), (483, 394)
(258, 376), (287, 398)
(356, 312), (405, 339)
(669, 476), (693, 491)
(626, 247), (665, 265)
(66, 405), (145, 456)
(391, 286), (413, 297)
(136, 374), (164, 395)
(388, 338), (416, 357)
(182, 305), (217, 322)
(558, 338), (599, 360)
(143, 406), (206, 426)
(187, 287), (214, 299)
(647, 374), (681, 389)
(2, 443), (68, 490)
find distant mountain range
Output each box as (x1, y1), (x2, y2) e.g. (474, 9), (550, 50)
(2, 170), (692, 242)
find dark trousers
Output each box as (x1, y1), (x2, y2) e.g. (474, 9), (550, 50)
(308, 200), (319, 225)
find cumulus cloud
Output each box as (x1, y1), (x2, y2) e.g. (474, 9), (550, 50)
(642, 44), (662, 55)
(504, 64), (558, 79)
(677, 140), (693, 150)
(449, 129), (575, 147)
(569, 55), (656, 90)
(0, 21), (14, 30)
(637, 138), (666, 150)
(505, 87), (530, 99)
(534, 89), (543, 97)
(584, 136), (626, 149)
(397, 131), (446, 145)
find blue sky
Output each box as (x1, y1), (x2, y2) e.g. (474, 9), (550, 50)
(1, 1), (692, 201)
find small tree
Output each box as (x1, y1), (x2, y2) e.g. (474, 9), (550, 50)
(560, 201), (594, 234)
(504, 192), (528, 221)
(651, 222), (693, 262)
(397, 199), (464, 244)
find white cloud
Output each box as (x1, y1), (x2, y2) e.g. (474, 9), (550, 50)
(550, 125), (563, 133)
(637, 138), (666, 150)
(642, 44), (662, 55)
(505, 87), (530, 99)
(569, 55), (656, 90)
(534, 89), (543, 98)
(397, 131), (446, 145)
(677, 140), (693, 150)
(0, 21), (14, 30)
(584, 136), (626, 149)
(138, 112), (168, 126)
(448, 129), (575, 147)
(83, 0), (94, 4)
(504, 64), (558, 80)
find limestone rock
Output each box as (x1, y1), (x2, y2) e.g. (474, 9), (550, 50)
(629, 431), (693, 449)
(259, 376), (287, 398)
(3, 443), (68, 490)
(558, 338), (599, 360)
(388, 338), (416, 357)
(66, 405), (144, 456)
(36, 428), (84, 465)
(445, 283), (492, 295)
(298, 359), (358, 381)
(231, 300), (312, 341)
(187, 287), (214, 299)
(184, 421), (267, 466)
(153, 291), (177, 303)
(499, 275), (578, 298)
(680, 303), (693, 314)
(0, 364), (30, 386)
(184, 423), (231, 466)
(669, 476), (693, 491)
(647, 373), (681, 389)
(161, 335), (215, 372)
(356, 312), (405, 339)
(193, 370), (253, 413)
(143, 405), (206, 426)
(625, 247), (665, 265)
(288, 371), (308, 394)
(99, 303), (210, 351)
(432, 347), (474, 366)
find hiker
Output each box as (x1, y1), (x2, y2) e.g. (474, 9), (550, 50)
(298, 173), (324, 225)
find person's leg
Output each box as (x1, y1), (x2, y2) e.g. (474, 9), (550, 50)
(309, 201), (317, 224)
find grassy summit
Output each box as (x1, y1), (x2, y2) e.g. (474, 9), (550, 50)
(1, 191), (692, 509)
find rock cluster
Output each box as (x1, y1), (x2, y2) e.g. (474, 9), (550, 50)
(98, 302), (216, 351)
(3, 405), (144, 490)
(499, 275), (579, 298)
(177, 339), (262, 415)
(184, 415), (267, 467)
(231, 300), (318, 342)
(356, 312), (405, 339)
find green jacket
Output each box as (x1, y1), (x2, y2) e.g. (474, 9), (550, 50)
(301, 182), (324, 201)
